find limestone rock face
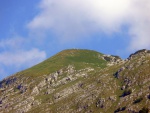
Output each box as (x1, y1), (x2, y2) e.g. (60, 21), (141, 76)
(0, 49), (150, 113)
(31, 86), (39, 95)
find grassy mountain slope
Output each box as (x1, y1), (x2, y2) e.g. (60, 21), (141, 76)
(21, 49), (107, 77)
(0, 49), (150, 113)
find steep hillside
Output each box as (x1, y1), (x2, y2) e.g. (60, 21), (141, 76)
(21, 49), (108, 77)
(0, 49), (150, 113)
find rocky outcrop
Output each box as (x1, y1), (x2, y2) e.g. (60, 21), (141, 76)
(102, 54), (124, 66)
(128, 49), (150, 60)
(31, 86), (39, 95)
(0, 49), (150, 113)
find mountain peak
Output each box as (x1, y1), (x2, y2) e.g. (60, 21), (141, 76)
(0, 49), (150, 113)
(19, 49), (107, 78)
(55, 49), (103, 56)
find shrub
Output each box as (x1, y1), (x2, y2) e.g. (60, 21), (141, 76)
(139, 107), (149, 113)
(147, 94), (150, 99)
(133, 97), (143, 104)
(114, 106), (126, 113)
(121, 89), (132, 97)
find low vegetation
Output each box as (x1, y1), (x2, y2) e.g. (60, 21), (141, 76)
(0, 49), (150, 113)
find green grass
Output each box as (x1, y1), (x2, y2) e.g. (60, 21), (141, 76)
(19, 49), (108, 78)
(2, 49), (150, 113)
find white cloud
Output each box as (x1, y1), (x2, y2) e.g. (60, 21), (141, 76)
(0, 37), (25, 50)
(127, 0), (150, 51)
(0, 37), (46, 67)
(0, 37), (46, 79)
(0, 48), (46, 67)
(28, 0), (150, 51)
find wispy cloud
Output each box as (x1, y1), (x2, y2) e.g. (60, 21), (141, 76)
(0, 37), (46, 79)
(0, 37), (25, 50)
(28, 0), (150, 51)
(0, 48), (46, 67)
(127, 0), (150, 51)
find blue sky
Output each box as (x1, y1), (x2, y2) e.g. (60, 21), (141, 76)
(0, 0), (150, 80)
